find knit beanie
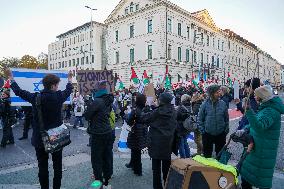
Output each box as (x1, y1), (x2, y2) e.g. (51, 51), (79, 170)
(159, 92), (173, 105)
(254, 85), (274, 102)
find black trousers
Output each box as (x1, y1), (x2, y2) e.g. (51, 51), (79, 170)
(241, 177), (270, 189)
(1, 123), (14, 146)
(129, 149), (142, 174)
(22, 116), (32, 137)
(202, 131), (226, 158)
(35, 147), (63, 189)
(90, 132), (113, 183)
(152, 159), (171, 189)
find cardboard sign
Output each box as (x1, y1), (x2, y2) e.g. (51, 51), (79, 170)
(10, 68), (70, 106)
(76, 70), (114, 95)
(233, 81), (240, 99)
(144, 83), (156, 100)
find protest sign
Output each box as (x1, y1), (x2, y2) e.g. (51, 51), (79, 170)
(144, 83), (156, 99)
(233, 81), (240, 99)
(76, 70), (114, 95)
(10, 68), (70, 106)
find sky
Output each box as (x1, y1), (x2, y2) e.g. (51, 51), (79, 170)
(0, 0), (283, 64)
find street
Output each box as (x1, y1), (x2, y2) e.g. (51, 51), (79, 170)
(0, 107), (283, 189)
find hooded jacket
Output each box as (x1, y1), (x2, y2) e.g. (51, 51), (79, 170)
(240, 96), (284, 188)
(141, 104), (177, 160)
(84, 94), (114, 135)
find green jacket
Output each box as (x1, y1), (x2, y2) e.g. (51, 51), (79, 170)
(240, 97), (284, 188)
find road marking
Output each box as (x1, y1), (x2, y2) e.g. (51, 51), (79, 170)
(14, 144), (35, 161)
(77, 127), (87, 131)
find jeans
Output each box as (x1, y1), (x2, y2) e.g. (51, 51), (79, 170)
(90, 132), (113, 183)
(22, 115), (32, 138)
(129, 149), (142, 175)
(35, 147), (63, 189)
(179, 136), (190, 158)
(74, 116), (84, 127)
(152, 159), (171, 189)
(202, 131), (226, 158)
(1, 121), (14, 146)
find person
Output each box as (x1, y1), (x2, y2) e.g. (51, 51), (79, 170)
(235, 78), (260, 130)
(176, 94), (191, 158)
(125, 93), (148, 176)
(198, 84), (229, 158)
(8, 69), (73, 189)
(140, 92), (177, 189)
(0, 89), (16, 148)
(63, 104), (72, 124)
(220, 86), (233, 108)
(191, 93), (204, 155)
(84, 81), (114, 187)
(73, 92), (84, 128)
(18, 106), (33, 140)
(238, 85), (284, 189)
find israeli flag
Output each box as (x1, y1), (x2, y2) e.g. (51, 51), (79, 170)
(10, 68), (70, 106)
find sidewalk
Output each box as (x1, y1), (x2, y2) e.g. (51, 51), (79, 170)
(0, 153), (283, 189)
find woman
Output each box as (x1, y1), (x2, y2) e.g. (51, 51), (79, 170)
(73, 92), (84, 128)
(239, 85), (284, 189)
(176, 94), (191, 158)
(125, 93), (147, 176)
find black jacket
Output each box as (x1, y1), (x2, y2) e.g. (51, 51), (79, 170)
(84, 94), (114, 135)
(141, 104), (177, 160)
(176, 102), (191, 137)
(220, 94), (233, 108)
(11, 81), (73, 148)
(0, 99), (17, 127)
(126, 106), (147, 150)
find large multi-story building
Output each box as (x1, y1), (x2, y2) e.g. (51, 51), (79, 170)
(48, 0), (281, 87)
(48, 21), (107, 83)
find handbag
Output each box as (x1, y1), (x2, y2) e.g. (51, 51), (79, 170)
(36, 94), (71, 153)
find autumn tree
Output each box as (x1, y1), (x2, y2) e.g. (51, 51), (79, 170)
(19, 55), (39, 69)
(0, 57), (20, 77)
(37, 53), (48, 69)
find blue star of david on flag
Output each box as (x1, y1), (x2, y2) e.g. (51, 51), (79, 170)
(33, 80), (43, 91)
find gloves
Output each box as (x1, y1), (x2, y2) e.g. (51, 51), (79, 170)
(235, 129), (245, 137)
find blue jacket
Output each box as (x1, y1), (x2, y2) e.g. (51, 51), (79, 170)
(11, 81), (73, 148)
(198, 98), (229, 136)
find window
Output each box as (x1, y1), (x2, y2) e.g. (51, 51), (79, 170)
(186, 49), (190, 62)
(201, 33), (204, 44)
(217, 58), (219, 68)
(228, 41), (231, 49)
(211, 56), (215, 66)
(213, 38), (215, 47)
(193, 30), (197, 43)
(69, 60), (71, 67)
(201, 53), (204, 67)
(167, 18), (172, 33)
(115, 30), (119, 42)
(207, 35), (210, 46)
(148, 20), (153, 33)
(207, 55), (209, 63)
(130, 2), (134, 12)
(116, 51), (119, 64)
(178, 47), (182, 62)
(81, 57), (84, 65)
(239, 58), (241, 67)
(148, 45), (153, 59)
(167, 44), (172, 59)
(187, 26), (190, 39)
(193, 51), (197, 63)
(136, 4), (139, 11)
(92, 55), (94, 63)
(86, 56), (89, 64)
(130, 48), (135, 63)
(77, 58), (79, 66)
(73, 59), (75, 66)
(218, 40), (220, 50)
(222, 42), (224, 51)
(58, 62), (61, 69)
(178, 23), (182, 36)
(125, 8), (128, 15)
(130, 25), (134, 38)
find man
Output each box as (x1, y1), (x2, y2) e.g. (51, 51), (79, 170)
(8, 69), (73, 189)
(84, 81), (114, 188)
(140, 92), (177, 189)
(198, 84), (229, 158)
(18, 106), (33, 140)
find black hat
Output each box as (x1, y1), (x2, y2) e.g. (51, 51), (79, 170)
(159, 92), (173, 104)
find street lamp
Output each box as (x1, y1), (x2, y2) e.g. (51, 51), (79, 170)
(85, 6), (97, 70)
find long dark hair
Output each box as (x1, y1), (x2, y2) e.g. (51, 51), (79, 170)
(135, 93), (146, 109)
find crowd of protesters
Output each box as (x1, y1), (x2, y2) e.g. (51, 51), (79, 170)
(0, 68), (283, 189)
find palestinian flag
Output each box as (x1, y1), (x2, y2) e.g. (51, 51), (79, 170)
(227, 72), (232, 87)
(115, 77), (124, 90)
(143, 70), (150, 85)
(130, 67), (139, 84)
(164, 74), (171, 90)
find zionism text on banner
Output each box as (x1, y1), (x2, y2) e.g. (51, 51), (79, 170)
(10, 68), (70, 106)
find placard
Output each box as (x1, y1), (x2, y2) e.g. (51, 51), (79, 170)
(144, 83), (156, 100)
(10, 68), (70, 106)
(76, 70), (114, 95)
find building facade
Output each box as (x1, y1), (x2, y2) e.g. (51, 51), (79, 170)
(48, 0), (281, 87)
(48, 21), (107, 83)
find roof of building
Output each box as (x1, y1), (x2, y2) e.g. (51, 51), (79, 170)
(56, 21), (106, 39)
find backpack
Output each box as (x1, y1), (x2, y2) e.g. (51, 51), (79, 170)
(181, 105), (197, 132)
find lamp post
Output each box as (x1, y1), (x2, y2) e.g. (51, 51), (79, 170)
(85, 6), (97, 70)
